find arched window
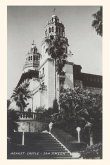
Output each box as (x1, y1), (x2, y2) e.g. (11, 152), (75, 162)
(49, 27), (51, 33)
(52, 27), (54, 32)
(36, 56), (38, 60)
(34, 48), (37, 54)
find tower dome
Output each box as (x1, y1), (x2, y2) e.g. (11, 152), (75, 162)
(41, 15), (69, 65)
(44, 15), (65, 40)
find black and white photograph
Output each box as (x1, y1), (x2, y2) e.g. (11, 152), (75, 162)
(7, 6), (102, 159)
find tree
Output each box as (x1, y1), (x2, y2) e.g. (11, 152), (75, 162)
(35, 106), (46, 113)
(7, 109), (19, 137)
(45, 37), (68, 99)
(92, 7), (102, 36)
(7, 99), (11, 110)
(59, 87), (102, 144)
(52, 99), (59, 114)
(11, 81), (31, 112)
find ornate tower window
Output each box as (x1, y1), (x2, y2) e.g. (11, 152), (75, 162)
(33, 56), (35, 61)
(52, 27), (54, 32)
(49, 27), (51, 33)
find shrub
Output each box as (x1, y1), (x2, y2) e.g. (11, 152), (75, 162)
(80, 143), (102, 159)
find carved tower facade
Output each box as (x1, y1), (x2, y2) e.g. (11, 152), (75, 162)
(39, 15), (74, 109)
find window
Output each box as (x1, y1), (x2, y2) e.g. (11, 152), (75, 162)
(31, 56), (32, 60)
(34, 48), (37, 54)
(42, 68), (45, 75)
(28, 56), (30, 61)
(52, 27), (54, 32)
(36, 56), (39, 60)
(49, 27), (51, 33)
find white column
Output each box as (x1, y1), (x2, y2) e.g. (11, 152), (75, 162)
(78, 131), (80, 143)
(22, 132), (24, 145)
(90, 133), (93, 146)
(76, 127), (81, 143)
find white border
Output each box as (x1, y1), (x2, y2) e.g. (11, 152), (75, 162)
(0, 0), (110, 164)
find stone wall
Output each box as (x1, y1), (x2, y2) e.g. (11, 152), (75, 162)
(17, 120), (48, 132)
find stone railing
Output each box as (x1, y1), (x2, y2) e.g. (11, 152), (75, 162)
(17, 111), (38, 120)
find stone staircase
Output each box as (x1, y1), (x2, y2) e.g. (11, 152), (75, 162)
(8, 132), (73, 159)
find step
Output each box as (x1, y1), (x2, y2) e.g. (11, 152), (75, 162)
(8, 132), (72, 159)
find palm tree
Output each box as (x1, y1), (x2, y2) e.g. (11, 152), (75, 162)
(11, 81), (31, 112)
(92, 7), (102, 36)
(45, 37), (68, 99)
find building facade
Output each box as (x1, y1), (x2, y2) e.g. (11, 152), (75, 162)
(16, 14), (102, 112)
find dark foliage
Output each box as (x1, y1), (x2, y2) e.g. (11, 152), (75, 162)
(45, 37), (68, 99)
(57, 87), (102, 144)
(35, 106), (51, 123)
(17, 70), (39, 87)
(7, 110), (19, 137)
(80, 143), (102, 159)
(92, 7), (102, 36)
(52, 99), (59, 114)
(45, 37), (68, 74)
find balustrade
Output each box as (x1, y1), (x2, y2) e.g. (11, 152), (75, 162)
(17, 111), (37, 120)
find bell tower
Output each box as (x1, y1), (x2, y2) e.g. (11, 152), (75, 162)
(39, 14), (70, 108)
(23, 40), (40, 73)
(41, 14), (69, 64)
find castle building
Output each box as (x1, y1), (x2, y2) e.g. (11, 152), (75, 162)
(17, 14), (102, 112)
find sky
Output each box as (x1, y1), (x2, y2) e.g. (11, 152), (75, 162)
(7, 6), (102, 98)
